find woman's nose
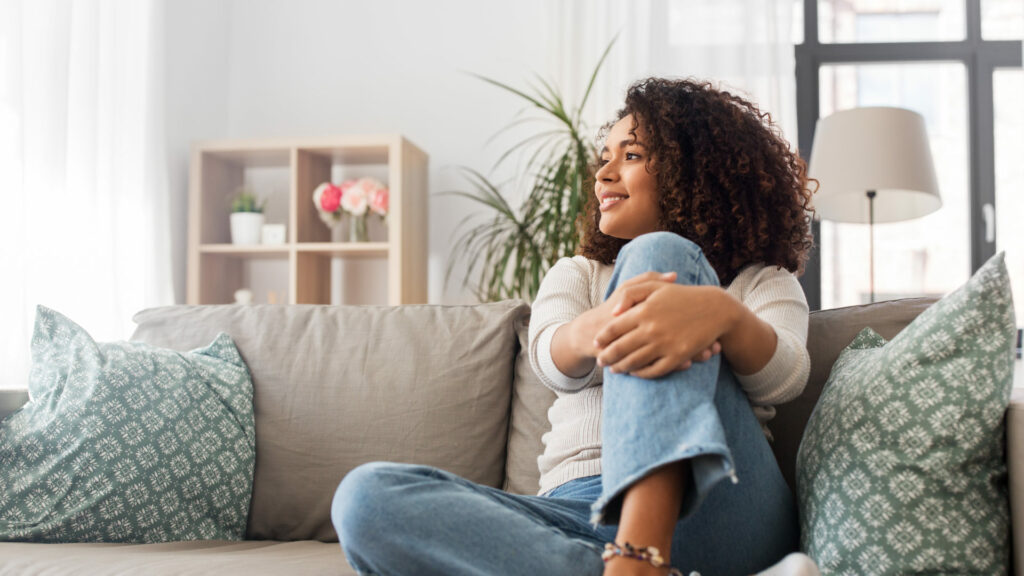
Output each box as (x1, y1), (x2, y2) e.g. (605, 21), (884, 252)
(597, 162), (617, 182)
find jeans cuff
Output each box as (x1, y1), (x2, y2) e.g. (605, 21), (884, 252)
(588, 444), (736, 526)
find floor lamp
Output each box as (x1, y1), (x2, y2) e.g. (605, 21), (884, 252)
(808, 107), (942, 303)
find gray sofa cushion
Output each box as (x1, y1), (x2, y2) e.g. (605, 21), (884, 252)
(0, 390), (28, 423)
(131, 302), (529, 542)
(504, 312), (557, 495)
(0, 541), (349, 575)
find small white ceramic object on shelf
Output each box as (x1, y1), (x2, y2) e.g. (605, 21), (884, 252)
(261, 223), (286, 245)
(233, 288), (254, 305)
(230, 213), (265, 244)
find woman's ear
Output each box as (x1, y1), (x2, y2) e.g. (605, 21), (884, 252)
(645, 157), (658, 174)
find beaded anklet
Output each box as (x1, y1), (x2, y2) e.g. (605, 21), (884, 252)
(602, 542), (692, 576)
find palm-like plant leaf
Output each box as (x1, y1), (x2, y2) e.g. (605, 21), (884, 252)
(445, 40), (615, 302)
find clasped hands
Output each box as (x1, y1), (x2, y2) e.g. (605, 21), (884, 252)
(580, 271), (734, 380)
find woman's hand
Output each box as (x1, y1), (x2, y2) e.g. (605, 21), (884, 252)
(593, 283), (738, 379)
(551, 272), (680, 378)
(570, 271), (680, 357)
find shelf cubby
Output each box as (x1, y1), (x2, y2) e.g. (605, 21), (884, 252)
(188, 135), (427, 305)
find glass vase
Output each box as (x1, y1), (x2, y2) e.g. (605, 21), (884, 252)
(349, 215), (369, 243)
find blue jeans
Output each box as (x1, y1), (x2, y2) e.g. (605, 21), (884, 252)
(332, 232), (799, 575)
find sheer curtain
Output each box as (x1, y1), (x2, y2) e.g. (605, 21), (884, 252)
(0, 0), (173, 389)
(545, 0), (799, 142)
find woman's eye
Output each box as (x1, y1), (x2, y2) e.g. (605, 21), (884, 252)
(626, 152), (641, 160)
(598, 158), (610, 166)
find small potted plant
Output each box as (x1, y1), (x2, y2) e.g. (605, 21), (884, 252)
(229, 188), (266, 245)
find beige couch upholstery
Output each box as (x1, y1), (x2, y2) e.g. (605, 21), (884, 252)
(0, 298), (1020, 575)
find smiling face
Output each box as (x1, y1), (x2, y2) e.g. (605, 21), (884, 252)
(594, 115), (661, 240)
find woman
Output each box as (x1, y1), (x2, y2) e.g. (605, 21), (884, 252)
(332, 77), (818, 576)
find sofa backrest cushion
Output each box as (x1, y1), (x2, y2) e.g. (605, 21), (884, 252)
(504, 312), (557, 495)
(131, 301), (529, 542)
(770, 297), (937, 492)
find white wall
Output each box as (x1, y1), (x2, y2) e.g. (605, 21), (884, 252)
(164, 0), (233, 304)
(164, 0), (555, 304)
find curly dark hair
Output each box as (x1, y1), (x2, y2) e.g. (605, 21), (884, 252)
(579, 77), (815, 284)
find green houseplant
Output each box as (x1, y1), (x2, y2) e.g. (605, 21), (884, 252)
(229, 188), (266, 245)
(230, 190), (266, 214)
(447, 41), (614, 302)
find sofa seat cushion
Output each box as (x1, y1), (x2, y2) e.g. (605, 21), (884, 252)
(131, 301), (530, 542)
(0, 540), (350, 575)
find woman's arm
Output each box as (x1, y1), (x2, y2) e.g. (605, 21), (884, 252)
(591, 267), (809, 399)
(549, 271), (682, 378)
(528, 258), (605, 393)
(549, 305), (609, 379)
(556, 272), (727, 379)
(728, 268), (810, 404)
(591, 284), (763, 378)
(716, 290), (778, 376)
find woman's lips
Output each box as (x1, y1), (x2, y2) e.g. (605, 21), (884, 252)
(599, 195), (628, 211)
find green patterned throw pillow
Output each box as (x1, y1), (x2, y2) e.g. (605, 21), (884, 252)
(0, 306), (255, 543)
(797, 253), (1017, 574)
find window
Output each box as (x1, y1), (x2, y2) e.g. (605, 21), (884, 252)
(796, 0), (1023, 312)
(982, 0), (1024, 39)
(818, 0), (965, 43)
(819, 61), (969, 307)
(994, 68), (1024, 324)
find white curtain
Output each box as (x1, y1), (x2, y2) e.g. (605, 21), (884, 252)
(545, 0), (799, 143)
(0, 0), (173, 389)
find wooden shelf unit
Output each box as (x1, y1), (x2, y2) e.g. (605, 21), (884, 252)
(187, 135), (428, 305)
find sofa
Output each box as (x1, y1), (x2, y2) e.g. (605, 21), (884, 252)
(0, 297), (1020, 575)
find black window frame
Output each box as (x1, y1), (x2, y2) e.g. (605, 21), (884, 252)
(796, 0), (1023, 311)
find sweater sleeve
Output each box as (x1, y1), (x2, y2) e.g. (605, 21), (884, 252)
(528, 257), (602, 394)
(732, 266), (810, 405)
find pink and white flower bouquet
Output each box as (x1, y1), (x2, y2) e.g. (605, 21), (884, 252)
(313, 178), (389, 241)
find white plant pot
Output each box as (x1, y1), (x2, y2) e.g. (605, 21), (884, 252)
(230, 212), (265, 244)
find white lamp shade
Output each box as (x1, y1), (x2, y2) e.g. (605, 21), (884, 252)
(808, 107), (942, 224)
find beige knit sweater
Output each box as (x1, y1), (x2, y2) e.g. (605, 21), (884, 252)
(528, 255), (810, 496)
